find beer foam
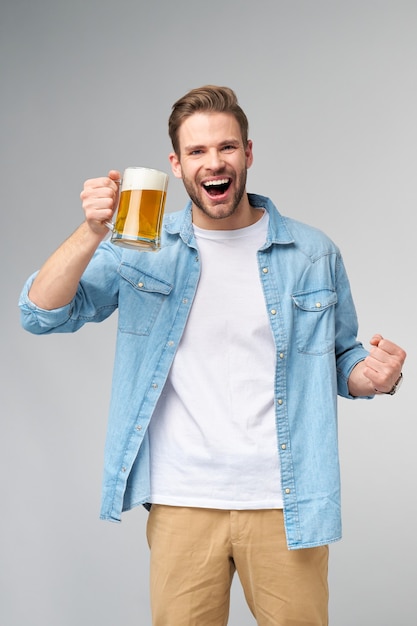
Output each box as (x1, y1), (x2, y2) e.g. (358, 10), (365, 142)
(122, 166), (169, 191)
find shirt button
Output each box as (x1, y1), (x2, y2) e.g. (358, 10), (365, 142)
(285, 488), (291, 494)
(138, 282), (144, 288)
(136, 425), (142, 431)
(270, 309), (277, 315)
(182, 298), (188, 304)
(262, 267), (268, 274)
(315, 302), (321, 308)
(277, 398), (283, 405)
(121, 467), (127, 473)
(167, 340), (175, 347)
(281, 443), (287, 450)
(279, 353), (285, 359)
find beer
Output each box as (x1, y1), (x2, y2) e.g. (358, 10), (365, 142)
(110, 167), (169, 251)
(114, 189), (167, 240)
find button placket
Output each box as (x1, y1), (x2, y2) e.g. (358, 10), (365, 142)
(260, 252), (293, 506)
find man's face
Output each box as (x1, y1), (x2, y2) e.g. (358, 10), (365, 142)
(169, 112), (253, 228)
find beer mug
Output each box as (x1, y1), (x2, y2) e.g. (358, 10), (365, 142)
(105, 166), (169, 251)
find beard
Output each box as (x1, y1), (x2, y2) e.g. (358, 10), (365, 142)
(181, 167), (248, 222)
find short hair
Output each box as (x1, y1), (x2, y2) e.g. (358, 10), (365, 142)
(168, 85), (249, 156)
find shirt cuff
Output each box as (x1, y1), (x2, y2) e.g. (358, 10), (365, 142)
(19, 273), (73, 333)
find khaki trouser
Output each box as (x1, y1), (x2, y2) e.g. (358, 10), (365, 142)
(146, 506), (329, 626)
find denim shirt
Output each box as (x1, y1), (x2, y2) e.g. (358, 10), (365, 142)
(19, 194), (370, 549)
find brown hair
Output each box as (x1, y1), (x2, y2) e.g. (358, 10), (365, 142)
(168, 85), (249, 156)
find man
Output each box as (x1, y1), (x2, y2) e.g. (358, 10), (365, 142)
(19, 85), (406, 625)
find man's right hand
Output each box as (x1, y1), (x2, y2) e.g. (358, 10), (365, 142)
(80, 170), (122, 236)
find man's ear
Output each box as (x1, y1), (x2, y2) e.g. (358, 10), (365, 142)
(245, 140), (254, 169)
(169, 152), (182, 179)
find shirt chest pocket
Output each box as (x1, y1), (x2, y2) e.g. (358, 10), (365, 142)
(292, 289), (337, 355)
(117, 263), (173, 335)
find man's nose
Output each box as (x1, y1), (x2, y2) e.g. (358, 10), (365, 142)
(206, 149), (224, 170)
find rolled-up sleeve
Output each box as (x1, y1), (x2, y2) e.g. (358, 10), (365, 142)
(18, 243), (120, 335)
(18, 272), (77, 334)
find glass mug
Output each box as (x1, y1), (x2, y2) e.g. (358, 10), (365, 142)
(105, 166), (169, 251)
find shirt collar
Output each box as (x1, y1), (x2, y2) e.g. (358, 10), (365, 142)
(163, 193), (295, 248)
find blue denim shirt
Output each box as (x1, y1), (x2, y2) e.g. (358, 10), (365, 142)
(19, 194), (370, 549)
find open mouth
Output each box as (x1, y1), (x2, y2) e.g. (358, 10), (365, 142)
(202, 178), (232, 197)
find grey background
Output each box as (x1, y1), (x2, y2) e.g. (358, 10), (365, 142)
(1, 0), (416, 624)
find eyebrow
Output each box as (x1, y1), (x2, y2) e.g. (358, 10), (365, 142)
(184, 138), (241, 152)
(184, 144), (205, 152)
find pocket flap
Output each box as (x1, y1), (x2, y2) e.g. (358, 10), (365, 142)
(292, 289), (337, 312)
(118, 263), (173, 295)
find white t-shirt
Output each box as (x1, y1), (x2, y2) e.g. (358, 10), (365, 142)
(148, 210), (283, 509)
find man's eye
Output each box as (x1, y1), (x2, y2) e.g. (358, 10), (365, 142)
(190, 149), (203, 155)
(222, 145), (237, 152)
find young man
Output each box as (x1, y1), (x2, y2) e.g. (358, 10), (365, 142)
(20, 86), (406, 626)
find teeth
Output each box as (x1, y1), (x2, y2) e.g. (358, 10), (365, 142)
(203, 179), (229, 187)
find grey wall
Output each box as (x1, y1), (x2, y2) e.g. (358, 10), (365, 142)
(1, 1), (416, 624)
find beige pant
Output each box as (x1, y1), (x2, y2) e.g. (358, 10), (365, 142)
(146, 506), (329, 626)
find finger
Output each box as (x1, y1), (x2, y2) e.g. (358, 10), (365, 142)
(82, 173), (121, 193)
(80, 176), (120, 205)
(369, 334), (383, 347)
(372, 337), (406, 360)
(108, 169), (122, 183)
(84, 186), (117, 206)
(82, 176), (115, 189)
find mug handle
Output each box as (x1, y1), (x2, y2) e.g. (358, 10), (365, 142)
(104, 178), (122, 231)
